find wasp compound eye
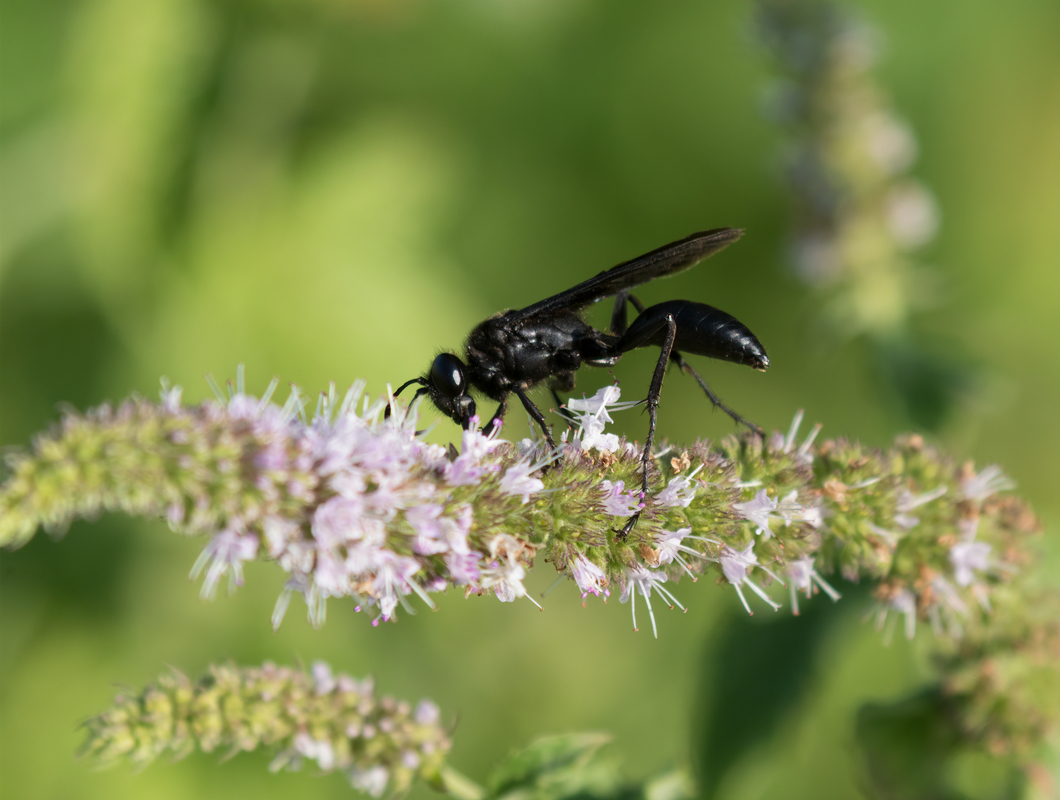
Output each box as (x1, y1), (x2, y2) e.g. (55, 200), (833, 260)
(430, 353), (466, 398)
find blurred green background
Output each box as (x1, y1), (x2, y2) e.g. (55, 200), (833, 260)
(2, 1), (1058, 798)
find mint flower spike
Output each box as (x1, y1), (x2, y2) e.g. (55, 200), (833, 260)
(0, 375), (1045, 648)
(81, 661), (458, 798)
(563, 383), (641, 454)
(873, 587), (919, 644)
(720, 542), (783, 615)
(786, 557), (841, 616)
(4, 374), (1056, 765)
(620, 565), (687, 639)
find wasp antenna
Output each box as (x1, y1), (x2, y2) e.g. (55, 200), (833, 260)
(394, 377), (426, 397)
(386, 380), (429, 421)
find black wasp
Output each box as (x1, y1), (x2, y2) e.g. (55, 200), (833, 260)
(390, 228), (768, 538)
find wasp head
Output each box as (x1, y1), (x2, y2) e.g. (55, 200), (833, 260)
(390, 353), (476, 429)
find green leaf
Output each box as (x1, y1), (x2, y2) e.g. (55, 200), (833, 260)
(487, 732), (616, 800)
(692, 587), (861, 798)
(855, 688), (1026, 800)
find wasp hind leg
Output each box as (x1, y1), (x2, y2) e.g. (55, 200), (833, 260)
(669, 352), (764, 437)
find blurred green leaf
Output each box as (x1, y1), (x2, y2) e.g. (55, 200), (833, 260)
(874, 336), (979, 433)
(488, 732), (616, 800)
(693, 586), (865, 798)
(855, 688), (1026, 800)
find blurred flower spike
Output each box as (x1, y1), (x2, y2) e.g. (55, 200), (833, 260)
(0, 373), (1042, 646)
(757, 0), (940, 337)
(82, 661), (452, 797)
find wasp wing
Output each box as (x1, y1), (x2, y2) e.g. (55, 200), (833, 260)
(507, 227), (744, 323)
